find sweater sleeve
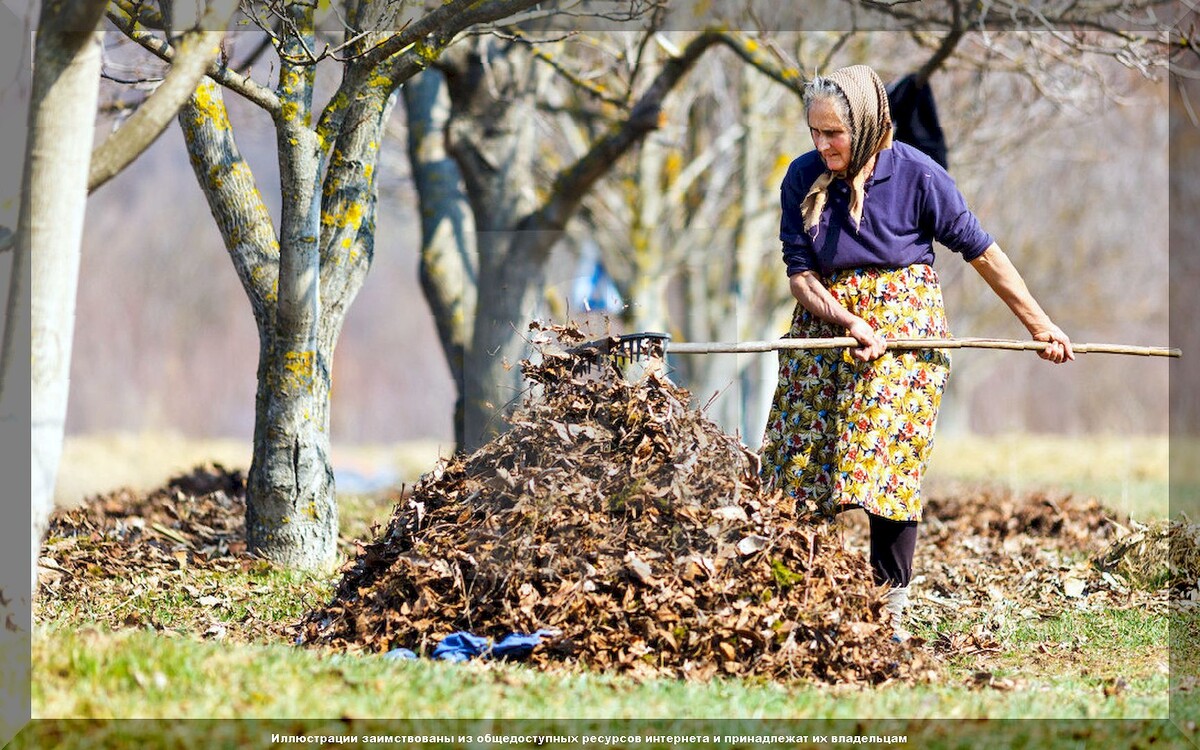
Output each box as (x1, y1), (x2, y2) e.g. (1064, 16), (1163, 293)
(780, 162), (817, 276)
(919, 165), (994, 261)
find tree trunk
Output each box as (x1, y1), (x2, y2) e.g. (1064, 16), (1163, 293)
(624, 137), (672, 333)
(178, 77), (340, 570)
(26, 1), (107, 598)
(463, 231), (557, 448)
(246, 3), (338, 569)
(442, 41), (545, 450)
(245, 333), (337, 570)
(404, 69), (476, 449)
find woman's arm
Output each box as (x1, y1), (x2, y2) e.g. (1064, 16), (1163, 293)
(789, 270), (887, 362)
(968, 243), (1074, 364)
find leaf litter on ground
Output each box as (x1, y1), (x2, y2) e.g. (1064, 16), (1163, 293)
(37, 322), (1190, 686)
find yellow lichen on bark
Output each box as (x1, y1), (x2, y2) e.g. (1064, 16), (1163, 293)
(282, 350), (316, 392)
(322, 201), (365, 229)
(191, 83), (230, 130)
(414, 40), (442, 65)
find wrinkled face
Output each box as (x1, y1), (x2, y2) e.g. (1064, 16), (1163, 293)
(807, 97), (852, 173)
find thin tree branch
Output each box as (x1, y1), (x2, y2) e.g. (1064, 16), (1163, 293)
(357, 0), (542, 71)
(712, 30), (807, 95)
(818, 32), (854, 75)
(110, 0), (165, 30)
(514, 29), (629, 109)
(100, 72), (163, 85)
(231, 28), (276, 73)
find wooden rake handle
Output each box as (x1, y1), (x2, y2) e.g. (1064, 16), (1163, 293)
(664, 337), (1181, 358)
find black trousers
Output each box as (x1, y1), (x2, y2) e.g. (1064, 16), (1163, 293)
(867, 513), (918, 587)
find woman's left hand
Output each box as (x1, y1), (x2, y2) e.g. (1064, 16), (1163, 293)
(1031, 324), (1075, 364)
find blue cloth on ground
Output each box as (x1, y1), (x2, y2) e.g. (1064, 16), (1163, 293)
(383, 629), (557, 663)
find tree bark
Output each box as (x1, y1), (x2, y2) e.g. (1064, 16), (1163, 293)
(245, 333), (337, 570)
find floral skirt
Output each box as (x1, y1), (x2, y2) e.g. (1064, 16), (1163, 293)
(760, 265), (951, 522)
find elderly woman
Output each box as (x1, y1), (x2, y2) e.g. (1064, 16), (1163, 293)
(760, 65), (1073, 641)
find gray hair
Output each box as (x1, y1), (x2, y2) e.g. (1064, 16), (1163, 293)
(802, 76), (852, 134)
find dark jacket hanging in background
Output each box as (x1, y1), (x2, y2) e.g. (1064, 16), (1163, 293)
(886, 74), (949, 170)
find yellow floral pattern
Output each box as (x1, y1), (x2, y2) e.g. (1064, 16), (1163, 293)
(760, 264), (950, 522)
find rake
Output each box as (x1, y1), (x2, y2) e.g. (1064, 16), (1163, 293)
(576, 332), (1181, 368)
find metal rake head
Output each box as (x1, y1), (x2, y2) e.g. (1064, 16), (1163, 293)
(569, 332), (671, 374)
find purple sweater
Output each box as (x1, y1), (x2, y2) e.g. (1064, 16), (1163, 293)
(780, 141), (994, 277)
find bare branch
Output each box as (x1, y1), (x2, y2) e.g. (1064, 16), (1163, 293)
(177, 79), (280, 329)
(626, 5), (667, 96)
(915, 0), (964, 85)
(712, 31), (806, 96)
(106, 4), (281, 113)
(230, 28), (275, 72)
(513, 29), (629, 109)
(110, 0), (166, 30)
(100, 72), (164, 85)
(535, 28), (727, 231)
(357, 0), (539, 71)
(1178, 75), (1200, 125)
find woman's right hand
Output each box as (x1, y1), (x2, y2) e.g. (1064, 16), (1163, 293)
(847, 317), (887, 362)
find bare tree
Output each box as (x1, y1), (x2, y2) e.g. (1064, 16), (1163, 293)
(107, 0), (552, 569)
(405, 18), (807, 450)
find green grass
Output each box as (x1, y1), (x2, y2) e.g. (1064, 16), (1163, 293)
(35, 562), (334, 642)
(31, 625), (1169, 721)
(924, 608), (1169, 698)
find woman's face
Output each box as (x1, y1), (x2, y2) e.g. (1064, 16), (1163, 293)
(808, 97), (852, 173)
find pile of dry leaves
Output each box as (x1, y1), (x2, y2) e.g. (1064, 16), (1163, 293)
(39, 463), (249, 577)
(302, 324), (921, 684)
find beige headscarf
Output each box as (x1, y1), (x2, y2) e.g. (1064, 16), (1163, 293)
(800, 65), (895, 233)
